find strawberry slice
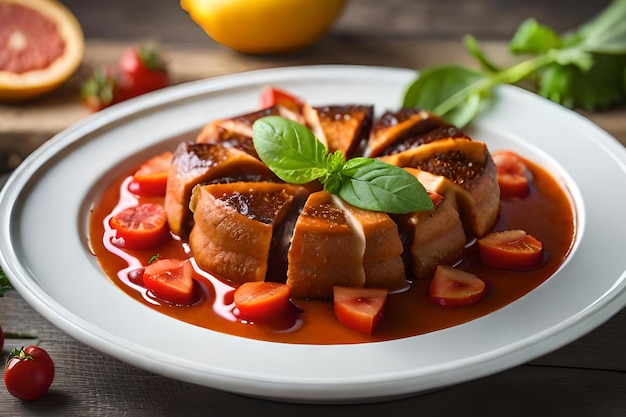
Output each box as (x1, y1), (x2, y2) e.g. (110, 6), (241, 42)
(333, 286), (388, 335)
(429, 265), (487, 307)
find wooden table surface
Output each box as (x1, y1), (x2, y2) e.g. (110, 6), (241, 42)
(2, 1), (626, 415)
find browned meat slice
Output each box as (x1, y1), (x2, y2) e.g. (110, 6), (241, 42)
(303, 104), (373, 158)
(341, 202), (407, 291)
(287, 191), (366, 299)
(189, 182), (308, 284)
(392, 189), (466, 279)
(381, 139), (500, 237)
(366, 108), (469, 157)
(164, 142), (278, 239)
(195, 105), (305, 157)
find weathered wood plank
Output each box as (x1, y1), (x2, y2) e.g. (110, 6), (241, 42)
(2, 39), (624, 173)
(59, 0), (612, 42)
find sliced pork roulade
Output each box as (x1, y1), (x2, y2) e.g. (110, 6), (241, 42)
(303, 104), (373, 158)
(392, 185), (466, 280)
(286, 191), (366, 299)
(381, 138), (500, 237)
(189, 182), (308, 284)
(164, 142), (278, 238)
(366, 108), (469, 157)
(340, 202), (407, 291)
(195, 105), (305, 157)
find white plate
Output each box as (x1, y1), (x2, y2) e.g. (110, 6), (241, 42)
(2, 65), (626, 404)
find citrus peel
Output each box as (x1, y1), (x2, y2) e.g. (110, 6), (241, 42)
(0, 0), (84, 101)
(180, 0), (347, 54)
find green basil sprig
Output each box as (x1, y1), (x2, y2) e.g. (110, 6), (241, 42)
(403, 0), (626, 128)
(252, 116), (433, 214)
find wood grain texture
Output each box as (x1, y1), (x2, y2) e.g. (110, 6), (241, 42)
(2, 39), (625, 171)
(58, 0), (612, 42)
(2, 1), (626, 415)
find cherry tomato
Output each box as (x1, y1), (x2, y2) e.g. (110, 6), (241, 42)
(333, 286), (387, 335)
(429, 265), (487, 307)
(119, 44), (170, 97)
(109, 203), (170, 250)
(234, 281), (292, 322)
(128, 151), (173, 197)
(478, 229), (543, 270)
(4, 346), (55, 401)
(143, 258), (195, 305)
(259, 86), (304, 113)
(492, 150), (530, 199)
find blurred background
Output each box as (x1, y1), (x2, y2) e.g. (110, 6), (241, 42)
(60, 0), (610, 44)
(1, 0), (616, 173)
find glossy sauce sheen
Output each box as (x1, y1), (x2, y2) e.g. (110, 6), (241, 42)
(89, 155), (576, 344)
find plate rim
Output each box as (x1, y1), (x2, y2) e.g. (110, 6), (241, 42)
(2, 64), (626, 403)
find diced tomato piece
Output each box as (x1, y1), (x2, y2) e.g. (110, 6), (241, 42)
(259, 86), (304, 113)
(109, 203), (170, 250)
(143, 258), (195, 305)
(429, 265), (487, 307)
(333, 286), (388, 335)
(477, 229), (543, 270)
(233, 281), (292, 322)
(492, 150), (530, 199)
(128, 151), (173, 197)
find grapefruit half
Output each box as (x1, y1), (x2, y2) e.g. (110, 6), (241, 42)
(0, 0), (84, 101)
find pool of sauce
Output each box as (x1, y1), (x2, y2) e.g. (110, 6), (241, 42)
(88, 154), (576, 345)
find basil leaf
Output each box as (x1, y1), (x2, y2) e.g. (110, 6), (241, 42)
(320, 150), (346, 194)
(509, 19), (563, 55)
(252, 116), (328, 184)
(339, 158), (433, 214)
(402, 65), (487, 128)
(252, 116), (433, 214)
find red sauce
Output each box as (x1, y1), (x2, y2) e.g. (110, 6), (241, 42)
(88, 152), (576, 345)
(0, 3), (65, 73)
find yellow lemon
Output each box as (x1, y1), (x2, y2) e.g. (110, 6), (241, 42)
(0, 0), (84, 101)
(180, 0), (347, 54)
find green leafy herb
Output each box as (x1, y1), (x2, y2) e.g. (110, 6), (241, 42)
(252, 116), (433, 214)
(1, 267), (12, 296)
(403, 0), (626, 127)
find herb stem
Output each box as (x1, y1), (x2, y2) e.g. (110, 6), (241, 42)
(432, 52), (558, 118)
(3, 330), (38, 339)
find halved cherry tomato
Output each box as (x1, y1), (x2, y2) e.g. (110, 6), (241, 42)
(128, 151), (173, 197)
(234, 281), (292, 322)
(478, 229), (543, 270)
(259, 86), (304, 113)
(4, 345), (55, 401)
(492, 150), (530, 199)
(143, 258), (195, 305)
(109, 203), (170, 250)
(333, 286), (388, 335)
(429, 265), (487, 307)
